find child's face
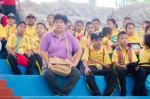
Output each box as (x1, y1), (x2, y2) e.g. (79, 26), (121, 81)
(86, 24), (95, 35)
(107, 34), (112, 40)
(107, 21), (114, 29)
(17, 24), (26, 35)
(75, 23), (83, 33)
(92, 39), (101, 48)
(26, 17), (36, 26)
(8, 18), (15, 25)
(118, 34), (128, 46)
(36, 24), (46, 36)
(47, 15), (54, 25)
(93, 21), (100, 31)
(126, 25), (135, 35)
(66, 26), (75, 35)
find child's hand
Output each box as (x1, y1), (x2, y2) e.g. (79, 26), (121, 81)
(84, 67), (91, 76)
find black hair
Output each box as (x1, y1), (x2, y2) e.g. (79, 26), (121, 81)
(107, 18), (118, 28)
(16, 21), (27, 27)
(144, 34), (150, 48)
(92, 18), (100, 24)
(36, 22), (47, 29)
(102, 27), (112, 36)
(125, 22), (135, 30)
(118, 31), (127, 40)
(75, 20), (84, 26)
(145, 24), (150, 33)
(53, 14), (68, 24)
(124, 17), (131, 20)
(84, 21), (95, 35)
(143, 20), (150, 25)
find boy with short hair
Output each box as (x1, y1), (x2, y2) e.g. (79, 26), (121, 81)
(82, 33), (116, 96)
(112, 31), (138, 96)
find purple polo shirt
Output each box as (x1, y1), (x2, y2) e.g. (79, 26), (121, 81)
(40, 32), (80, 59)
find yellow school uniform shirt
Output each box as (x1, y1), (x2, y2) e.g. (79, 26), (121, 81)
(112, 28), (120, 43)
(82, 46), (111, 68)
(0, 25), (7, 38)
(112, 47), (138, 65)
(139, 29), (145, 37)
(75, 31), (83, 38)
(80, 34), (91, 49)
(31, 36), (41, 53)
(24, 26), (36, 38)
(139, 48), (150, 66)
(48, 26), (54, 32)
(4, 24), (16, 39)
(101, 37), (113, 54)
(128, 33), (140, 44)
(6, 34), (31, 54)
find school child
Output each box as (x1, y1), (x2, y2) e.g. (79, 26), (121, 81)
(112, 31), (138, 96)
(5, 13), (16, 39)
(6, 21), (37, 75)
(107, 18), (120, 43)
(31, 22), (47, 75)
(66, 25), (75, 35)
(135, 34), (150, 96)
(80, 22), (95, 49)
(139, 20), (150, 37)
(125, 23), (141, 54)
(82, 33), (116, 96)
(47, 14), (54, 32)
(75, 20), (84, 40)
(24, 14), (36, 38)
(92, 18), (102, 34)
(122, 17), (131, 31)
(101, 27), (114, 57)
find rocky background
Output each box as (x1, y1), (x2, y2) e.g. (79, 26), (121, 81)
(18, 0), (150, 29)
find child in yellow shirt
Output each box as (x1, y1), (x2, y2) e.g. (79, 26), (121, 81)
(101, 27), (117, 57)
(112, 31), (139, 96)
(82, 33), (116, 96)
(80, 22), (95, 49)
(107, 18), (120, 43)
(47, 14), (54, 32)
(139, 20), (150, 37)
(31, 22), (47, 75)
(6, 21), (37, 75)
(75, 20), (84, 40)
(136, 34), (150, 96)
(92, 18), (102, 34)
(24, 14), (36, 38)
(4, 13), (16, 39)
(125, 23), (141, 55)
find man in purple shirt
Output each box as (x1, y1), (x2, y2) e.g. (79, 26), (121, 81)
(40, 14), (82, 96)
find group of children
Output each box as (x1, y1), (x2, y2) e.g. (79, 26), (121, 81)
(0, 12), (150, 96)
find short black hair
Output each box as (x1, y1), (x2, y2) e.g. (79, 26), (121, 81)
(47, 14), (54, 20)
(118, 31), (127, 40)
(107, 18), (118, 28)
(16, 21), (27, 27)
(90, 33), (102, 41)
(92, 18), (100, 24)
(53, 14), (68, 24)
(143, 20), (150, 25)
(145, 24), (150, 33)
(36, 22), (47, 29)
(75, 20), (84, 26)
(144, 34), (150, 48)
(125, 22), (135, 30)
(102, 27), (112, 36)
(124, 17), (131, 20)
